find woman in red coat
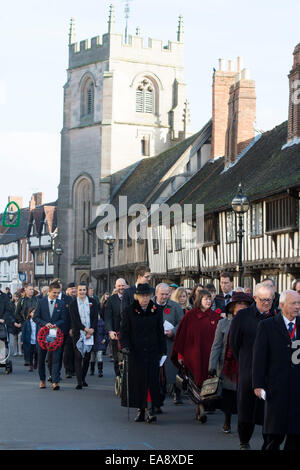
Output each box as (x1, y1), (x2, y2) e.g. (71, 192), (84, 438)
(171, 289), (220, 423)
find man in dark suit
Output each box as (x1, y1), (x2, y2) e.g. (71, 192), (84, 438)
(105, 278), (127, 378)
(215, 272), (234, 312)
(121, 265), (155, 314)
(47, 279), (74, 380)
(230, 283), (276, 450)
(253, 290), (300, 450)
(33, 280), (66, 390)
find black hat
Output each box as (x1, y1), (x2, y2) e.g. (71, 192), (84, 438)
(136, 283), (153, 295)
(67, 282), (76, 288)
(225, 291), (253, 314)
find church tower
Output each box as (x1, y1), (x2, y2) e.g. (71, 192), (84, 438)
(57, 6), (187, 285)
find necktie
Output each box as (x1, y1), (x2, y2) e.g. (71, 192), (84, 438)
(288, 322), (296, 341)
(224, 294), (231, 305)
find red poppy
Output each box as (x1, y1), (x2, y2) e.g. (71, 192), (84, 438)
(164, 308), (171, 315)
(89, 303), (93, 307)
(135, 309), (139, 313)
(55, 304), (58, 309)
(216, 308), (222, 315)
(153, 306), (157, 310)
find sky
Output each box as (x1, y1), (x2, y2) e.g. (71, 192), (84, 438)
(0, 0), (299, 211)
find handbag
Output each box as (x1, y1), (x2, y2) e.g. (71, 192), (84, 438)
(200, 376), (222, 401)
(175, 366), (188, 392)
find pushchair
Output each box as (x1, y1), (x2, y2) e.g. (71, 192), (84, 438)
(0, 322), (13, 374)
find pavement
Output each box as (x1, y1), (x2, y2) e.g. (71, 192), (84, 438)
(0, 355), (263, 450)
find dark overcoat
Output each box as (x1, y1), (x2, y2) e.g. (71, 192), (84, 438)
(105, 294), (122, 332)
(253, 314), (300, 435)
(229, 302), (276, 424)
(120, 299), (167, 409)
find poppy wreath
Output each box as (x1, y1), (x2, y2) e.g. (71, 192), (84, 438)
(37, 326), (64, 352)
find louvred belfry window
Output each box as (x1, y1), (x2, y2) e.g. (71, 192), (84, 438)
(136, 79), (154, 113)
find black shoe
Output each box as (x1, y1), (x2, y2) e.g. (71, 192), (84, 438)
(65, 370), (72, 378)
(98, 361), (103, 377)
(82, 381), (88, 387)
(134, 409), (145, 422)
(90, 362), (95, 376)
(223, 423), (231, 433)
(240, 443), (251, 450)
(48, 376), (52, 383)
(145, 408), (157, 423)
(76, 385), (82, 390)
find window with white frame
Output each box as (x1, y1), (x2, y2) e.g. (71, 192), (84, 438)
(174, 224), (183, 251)
(152, 226), (159, 254)
(250, 202), (263, 237)
(226, 211), (236, 242)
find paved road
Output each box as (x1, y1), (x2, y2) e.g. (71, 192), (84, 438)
(0, 356), (263, 450)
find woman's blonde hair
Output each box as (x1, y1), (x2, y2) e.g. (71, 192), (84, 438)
(171, 287), (190, 309)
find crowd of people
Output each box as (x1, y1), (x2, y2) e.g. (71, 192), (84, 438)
(0, 268), (300, 450)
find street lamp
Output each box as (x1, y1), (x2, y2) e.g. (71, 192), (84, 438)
(55, 244), (64, 279)
(231, 183), (250, 287)
(104, 235), (115, 293)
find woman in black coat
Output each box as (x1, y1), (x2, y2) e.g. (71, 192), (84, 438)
(69, 283), (98, 389)
(120, 283), (167, 423)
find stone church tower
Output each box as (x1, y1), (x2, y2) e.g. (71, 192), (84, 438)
(57, 6), (188, 285)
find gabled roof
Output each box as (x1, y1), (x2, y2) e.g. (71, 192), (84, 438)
(89, 126), (210, 229)
(27, 201), (57, 236)
(165, 121), (300, 214)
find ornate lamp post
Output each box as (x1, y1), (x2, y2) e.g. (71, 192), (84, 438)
(104, 235), (115, 293)
(55, 244), (64, 279)
(231, 183), (250, 287)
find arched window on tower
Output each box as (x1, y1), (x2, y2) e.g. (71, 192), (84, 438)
(136, 78), (154, 114)
(74, 178), (93, 258)
(81, 78), (95, 120)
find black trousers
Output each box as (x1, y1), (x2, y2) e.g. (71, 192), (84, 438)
(73, 348), (91, 386)
(111, 339), (120, 377)
(264, 434), (300, 451)
(238, 421), (268, 448)
(29, 344), (37, 367)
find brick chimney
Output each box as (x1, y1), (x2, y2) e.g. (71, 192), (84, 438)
(211, 58), (242, 159)
(225, 68), (256, 165)
(8, 195), (23, 210)
(33, 192), (44, 207)
(287, 43), (300, 143)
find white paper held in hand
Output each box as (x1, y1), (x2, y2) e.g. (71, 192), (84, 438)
(164, 320), (174, 332)
(160, 355), (167, 367)
(49, 328), (57, 338)
(84, 335), (94, 346)
(260, 389), (266, 400)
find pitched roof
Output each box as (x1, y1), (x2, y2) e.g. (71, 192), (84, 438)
(89, 126), (210, 229)
(165, 121), (300, 214)
(0, 208), (30, 245)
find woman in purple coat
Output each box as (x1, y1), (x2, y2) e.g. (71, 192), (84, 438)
(90, 316), (108, 377)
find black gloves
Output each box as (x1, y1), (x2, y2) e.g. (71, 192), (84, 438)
(208, 369), (217, 378)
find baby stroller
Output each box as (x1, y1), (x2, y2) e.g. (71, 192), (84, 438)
(0, 322), (13, 374)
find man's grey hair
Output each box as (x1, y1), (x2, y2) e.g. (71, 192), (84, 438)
(156, 283), (170, 293)
(280, 289), (298, 305)
(115, 278), (126, 285)
(254, 283), (274, 297)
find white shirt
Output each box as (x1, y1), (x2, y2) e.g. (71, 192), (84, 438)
(48, 297), (55, 317)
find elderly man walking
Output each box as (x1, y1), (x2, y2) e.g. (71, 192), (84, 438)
(154, 283), (184, 407)
(253, 290), (300, 450)
(230, 283), (277, 450)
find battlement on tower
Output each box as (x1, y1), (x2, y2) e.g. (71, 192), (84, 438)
(69, 32), (184, 69)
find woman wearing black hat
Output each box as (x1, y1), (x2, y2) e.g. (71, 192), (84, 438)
(120, 283), (167, 423)
(208, 292), (253, 433)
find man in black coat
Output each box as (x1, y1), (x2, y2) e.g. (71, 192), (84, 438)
(215, 272), (234, 312)
(230, 283), (276, 450)
(253, 290), (300, 450)
(0, 290), (14, 327)
(69, 283), (98, 389)
(105, 278), (127, 379)
(121, 265), (155, 314)
(33, 281), (66, 390)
